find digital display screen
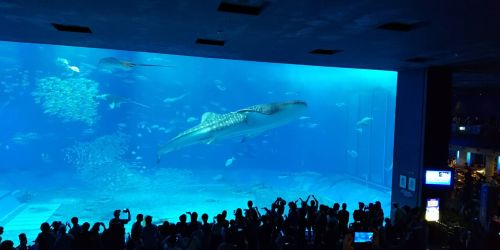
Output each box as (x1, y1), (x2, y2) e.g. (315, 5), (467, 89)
(425, 170), (452, 185)
(354, 232), (373, 243)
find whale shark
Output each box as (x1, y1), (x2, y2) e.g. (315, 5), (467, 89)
(157, 100), (307, 160)
(356, 116), (373, 127)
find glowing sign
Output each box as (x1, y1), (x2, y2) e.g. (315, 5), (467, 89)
(425, 198), (439, 222)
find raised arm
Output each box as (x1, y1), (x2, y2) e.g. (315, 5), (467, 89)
(312, 195), (319, 208)
(305, 195), (311, 203)
(255, 207), (262, 219)
(124, 208), (131, 223)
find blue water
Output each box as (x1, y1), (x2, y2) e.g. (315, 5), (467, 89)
(0, 41), (396, 240)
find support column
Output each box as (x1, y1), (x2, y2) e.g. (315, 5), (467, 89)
(485, 155), (495, 177)
(392, 68), (452, 214)
(458, 148), (467, 166)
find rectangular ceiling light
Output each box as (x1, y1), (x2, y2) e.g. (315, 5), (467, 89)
(52, 23), (92, 33)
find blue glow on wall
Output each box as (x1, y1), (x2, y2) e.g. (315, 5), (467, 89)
(466, 152), (471, 165)
(497, 156), (500, 173)
(456, 150), (460, 164)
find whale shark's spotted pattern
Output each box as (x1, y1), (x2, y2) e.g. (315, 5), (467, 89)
(157, 100), (307, 159)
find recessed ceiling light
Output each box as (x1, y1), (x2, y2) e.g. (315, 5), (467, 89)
(217, 0), (268, 16)
(406, 57), (432, 63)
(377, 21), (423, 32)
(195, 38), (225, 46)
(51, 23), (92, 33)
(309, 49), (342, 55)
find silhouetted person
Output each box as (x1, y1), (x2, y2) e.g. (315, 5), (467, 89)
(286, 201), (299, 233)
(68, 217), (81, 239)
(393, 203), (406, 238)
(463, 168), (474, 213)
(129, 213), (143, 250)
(244, 201), (259, 250)
(34, 222), (56, 250)
(158, 221), (170, 247)
(15, 233), (30, 250)
(273, 197), (286, 216)
(257, 215), (273, 250)
(89, 222), (105, 250)
(353, 202), (365, 222)
(380, 217), (394, 247)
(188, 212), (202, 234)
(109, 209), (131, 250)
(306, 194), (319, 238)
(199, 213), (212, 249)
(326, 204), (340, 249)
(78, 222), (92, 250)
(51, 221), (62, 236)
(296, 198), (308, 248)
(373, 201), (384, 228)
(142, 216), (160, 250)
(176, 214), (189, 237)
(232, 209), (246, 249)
(54, 225), (73, 250)
(314, 205), (328, 247)
(338, 203), (349, 234)
(217, 232), (237, 250)
(0, 240), (14, 250)
(211, 214), (225, 249)
(0, 226), (3, 244)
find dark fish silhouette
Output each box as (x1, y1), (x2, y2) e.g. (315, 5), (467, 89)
(98, 57), (172, 71)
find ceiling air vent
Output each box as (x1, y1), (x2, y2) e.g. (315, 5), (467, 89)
(52, 23), (92, 33)
(195, 38), (225, 46)
(309, 49), (341, 55)
(217, 0), (267, 16)
(377, 21), (422, 32)
(406, 57), (432, 63)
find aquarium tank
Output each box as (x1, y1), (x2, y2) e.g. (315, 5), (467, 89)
(0, 40), (397, 240)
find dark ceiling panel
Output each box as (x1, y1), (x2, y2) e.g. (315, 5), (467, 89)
(0, 0), (498, 71)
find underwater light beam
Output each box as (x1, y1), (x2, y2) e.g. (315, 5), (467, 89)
(157, 100), (308, 162)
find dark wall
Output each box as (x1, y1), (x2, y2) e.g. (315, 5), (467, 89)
(423, 69), (453, 168)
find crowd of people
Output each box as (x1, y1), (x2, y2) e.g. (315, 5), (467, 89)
(0, 196), (427, 250)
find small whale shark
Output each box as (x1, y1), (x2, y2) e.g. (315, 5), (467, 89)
(163, 93), (188, 104)
(95, 94), (150, 109)
(356, 116), (373, 127)
(97, 57), (172, 71)
(157, 100), (307, 160)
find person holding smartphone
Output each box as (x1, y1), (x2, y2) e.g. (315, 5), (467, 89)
(108, 208), (131, 250)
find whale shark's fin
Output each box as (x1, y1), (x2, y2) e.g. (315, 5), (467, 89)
(201, 112), (224, 123)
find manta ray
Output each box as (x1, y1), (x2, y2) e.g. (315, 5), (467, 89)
(98, 57), (172, 71)
(157, 100), (307, 161)
(95, 94), (150, 109)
